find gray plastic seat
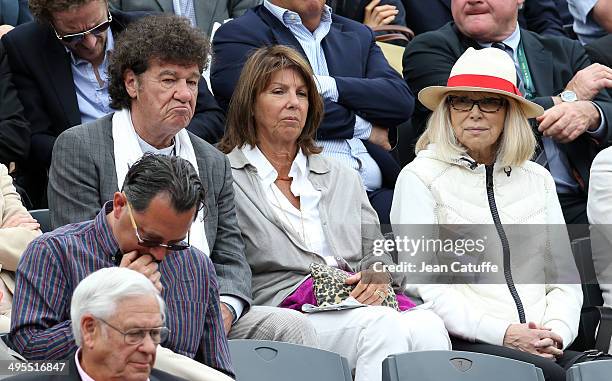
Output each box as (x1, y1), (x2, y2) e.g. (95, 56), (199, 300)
(383, 350), (545, 381)
(229, 339), (352, 381)
(28, 209), (50, 233)
(567, 360), (612, 381)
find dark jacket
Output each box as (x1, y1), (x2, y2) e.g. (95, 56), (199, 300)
(0, 40), (29, 166)
(211, 5), (413, 186)
(402, 0), (565, 37)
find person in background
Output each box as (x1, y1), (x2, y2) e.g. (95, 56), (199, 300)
(109, 0), (262, 37)
(0, 163), (40, 333)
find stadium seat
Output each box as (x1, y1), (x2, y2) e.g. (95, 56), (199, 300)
(28, 209), (51, 233)
(382, 350), (545, 381)
(568, 237), (612, 352)
(567, 360), (612, 381)
(228, 339), (352, 381)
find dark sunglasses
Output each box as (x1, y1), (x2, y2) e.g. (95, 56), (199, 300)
(53, 11), (112, 47)
(125, 194), (191, 252)
(447, 95), (507, 113)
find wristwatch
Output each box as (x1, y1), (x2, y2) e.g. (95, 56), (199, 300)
(559, 90), (578, 103)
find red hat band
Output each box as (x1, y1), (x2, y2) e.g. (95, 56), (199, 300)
(447, 74), (522, 97)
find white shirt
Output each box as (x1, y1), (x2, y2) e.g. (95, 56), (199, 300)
(241, 145), (338, 267)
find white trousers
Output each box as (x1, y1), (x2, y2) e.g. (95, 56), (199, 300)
(306, 306), (450, 381)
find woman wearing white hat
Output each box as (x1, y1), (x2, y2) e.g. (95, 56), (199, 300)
(391, 47), (584, 380)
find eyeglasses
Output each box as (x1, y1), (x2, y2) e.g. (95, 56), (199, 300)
(124, 194), (191, 251)
(98, 318), (170, 345)
(52, 11), (112, 47)
(447, 95), (507, 113)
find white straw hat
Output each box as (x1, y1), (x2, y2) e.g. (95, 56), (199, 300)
(418, 47), (544, 118)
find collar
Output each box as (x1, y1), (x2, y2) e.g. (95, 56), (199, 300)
(95, 201), (122, 261)
(229, 146), (331, 175)
(264, 0), (332, 29)
(65, 27), (115, 66)
(478, 23), (521, 52)
(75, 349), (95, 381)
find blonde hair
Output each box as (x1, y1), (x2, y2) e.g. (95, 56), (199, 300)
(416, 94), (536, 167)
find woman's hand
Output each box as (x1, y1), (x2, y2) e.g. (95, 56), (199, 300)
(503, 322), (564, 359)
(363, 0), (399, 29)
(1, 213), (40, 231)
(345, 270), (390, 305)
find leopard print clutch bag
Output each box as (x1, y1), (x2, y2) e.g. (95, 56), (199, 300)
(309, 263), (399, 311)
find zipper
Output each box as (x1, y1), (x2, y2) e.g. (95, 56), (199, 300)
(485, 165), (526, 324)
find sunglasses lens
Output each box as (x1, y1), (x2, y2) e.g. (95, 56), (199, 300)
(168, 242), (189, 251)
(63, 34), (85, 46)
(91, 21), (111, 35)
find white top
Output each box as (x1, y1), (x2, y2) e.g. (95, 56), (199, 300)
(241, 145), (337, 267)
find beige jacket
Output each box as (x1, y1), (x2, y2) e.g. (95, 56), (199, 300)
(228, 149), (396, 307)
(0, 164), (41, 331)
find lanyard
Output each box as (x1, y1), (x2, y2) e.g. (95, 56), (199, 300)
(516, 42), (535, 99)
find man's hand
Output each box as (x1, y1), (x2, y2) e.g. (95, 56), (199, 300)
(1, 213), (40, 231)
(363, 0), (399, 28)
(536, 101), (600, 143)
(565, 63), (612, 101)
(219, 303), (234, 335)
(346, 270), (390, 305)
(503, 322), (564, 358)
(120, 251), (163, 292)
(369, 125), (392, 151)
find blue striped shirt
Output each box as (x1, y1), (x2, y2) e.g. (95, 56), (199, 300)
(9, 202), (233, 377)
(264, 1), (383, 191)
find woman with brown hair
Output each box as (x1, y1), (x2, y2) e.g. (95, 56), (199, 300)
(219, 45), (450, 381)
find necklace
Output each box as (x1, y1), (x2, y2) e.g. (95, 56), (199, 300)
(270, 184), (307, 246)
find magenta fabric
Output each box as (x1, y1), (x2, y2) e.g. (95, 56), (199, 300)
(397, 294), (416, 311)
(279, 276), (416, 311)
(279, 277), (317, 311)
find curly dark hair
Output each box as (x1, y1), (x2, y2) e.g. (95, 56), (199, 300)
(108, 14), (209, 110)
(29, 0), (102, 24)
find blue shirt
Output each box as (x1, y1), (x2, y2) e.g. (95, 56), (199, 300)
(67, 28), (114, 124)
(567, 0), (606, 45)
(264, 0), (383, 191)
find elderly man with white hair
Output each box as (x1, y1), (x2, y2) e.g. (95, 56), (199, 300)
(8, 267), (183, 381)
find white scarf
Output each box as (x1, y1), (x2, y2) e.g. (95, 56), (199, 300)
(112, 109), (209, 255)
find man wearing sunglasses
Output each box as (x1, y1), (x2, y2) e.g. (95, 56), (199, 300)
(0, 0), (225, 209)
(10, 154), (235, 380)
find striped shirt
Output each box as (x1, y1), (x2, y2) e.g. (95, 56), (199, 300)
(9, 202), (233, 377)
(264, 1), (383, 191)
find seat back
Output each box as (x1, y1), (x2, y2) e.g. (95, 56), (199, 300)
(569, 237), (605, 351)
(229, 340), (352, 381)
(567, 360), (612, 381)
(382, 351), (544, 381)
(28, 209), (51, 233)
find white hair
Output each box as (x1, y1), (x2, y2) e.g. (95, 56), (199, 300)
(70, 267), (166, 347)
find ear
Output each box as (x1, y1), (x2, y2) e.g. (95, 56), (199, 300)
(81, 315), (99, 350)
(124, 69), (138, 99)
(112, 192), (127, 220)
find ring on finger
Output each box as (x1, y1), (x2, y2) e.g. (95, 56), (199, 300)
(375, 290), (385, 300)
